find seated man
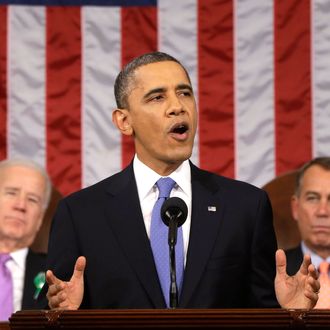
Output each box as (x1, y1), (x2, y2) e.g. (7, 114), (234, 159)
(0, 159), (52, 321)
(286, 157), (330, 308)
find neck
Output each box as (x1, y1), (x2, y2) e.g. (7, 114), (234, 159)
(136, 156), (184, 176)
(306, 243), (330, 260)
(0, 238), (28, 254)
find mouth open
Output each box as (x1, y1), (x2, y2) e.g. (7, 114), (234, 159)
(169, 122), (189, 140)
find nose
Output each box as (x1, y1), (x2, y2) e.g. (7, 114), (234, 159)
(316, 198), (330, 217)
(13, 195), (27, 212)
(167, 94), (185, 116)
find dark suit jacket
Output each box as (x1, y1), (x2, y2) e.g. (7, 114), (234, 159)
(21, 249), (46, 309)
(285, 245), (304, 277)
(41, 162), (279, 309)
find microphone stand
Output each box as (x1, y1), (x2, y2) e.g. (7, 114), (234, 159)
(167, 213), (180, 309)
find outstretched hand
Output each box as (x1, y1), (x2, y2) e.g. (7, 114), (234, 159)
(274, 249), (320, 309)
(46, 256), (86, 310)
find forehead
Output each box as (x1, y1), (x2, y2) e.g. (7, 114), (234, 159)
(301, 165), (330, 191)
(0, 165), (45, 191)
(132, 61), (191, 90)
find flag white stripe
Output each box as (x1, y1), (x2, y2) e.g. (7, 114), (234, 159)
(158, 0), (199, 166)
(82, 6), (122, 188)
(3, 1), (330, 195)
(234, 0), (275, 187)
(312, 0), (330, 157)
(7, 6), (46, 167)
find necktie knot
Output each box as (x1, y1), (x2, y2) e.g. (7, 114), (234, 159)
(0, 254), (11, 267)
(156, 177), (176, 199)
(319, 261), (330, 275)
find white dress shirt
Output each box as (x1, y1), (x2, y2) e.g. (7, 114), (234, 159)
(301, 241), (330, 273)
(7, 248), (28, 312)
(133, 155), (192, 266)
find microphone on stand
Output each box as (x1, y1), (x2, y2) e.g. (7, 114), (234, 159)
(161, 197), (188, 309)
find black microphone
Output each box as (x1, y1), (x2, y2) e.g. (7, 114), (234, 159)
(161, 197), (187, 246)
(160, 197), (188, 309)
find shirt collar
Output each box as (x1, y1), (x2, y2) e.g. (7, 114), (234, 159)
(300, 241), (330, 269)
(9, 247), (28, 269)
(133, 154), (191, 200)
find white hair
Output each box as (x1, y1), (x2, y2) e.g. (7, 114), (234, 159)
(0, 158), (52, 210)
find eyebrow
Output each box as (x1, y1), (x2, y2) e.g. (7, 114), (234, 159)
(143, 84), (193, 100)
(4, 186), (42, 201)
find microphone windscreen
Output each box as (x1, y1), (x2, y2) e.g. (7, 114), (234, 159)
(161, 197), (188, 227)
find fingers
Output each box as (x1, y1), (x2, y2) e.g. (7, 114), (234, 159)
(275, 249), (287, 276)
(307, 263), (319, 280)
(304, 289), (319, 306)
(46, 269), (61, 286)
(46, 270), (65, 308)
(299, 254), (312, 276)
(306, 263), (320, 293)
(71, 256), (86, 282)
(46, 256), (86, 310)
(304, 272), (320, 308)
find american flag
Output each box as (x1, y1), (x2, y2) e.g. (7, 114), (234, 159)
(0, 0), (329, 197)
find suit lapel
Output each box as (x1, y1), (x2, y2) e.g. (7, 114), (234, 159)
(104, 164), (166, 308)
(22, 250), (46, 309)
(180, 164), (225, 307)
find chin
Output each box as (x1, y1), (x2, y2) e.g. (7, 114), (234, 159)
(174, 146), (193, 159)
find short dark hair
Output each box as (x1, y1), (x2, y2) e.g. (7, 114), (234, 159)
(295, 157), (330, 196)
(114, 51), (191, 109)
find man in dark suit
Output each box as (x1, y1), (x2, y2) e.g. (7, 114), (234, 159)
(285, 157), (330, 308)
(0, 159), (52, 320)
(20, 249), (47, 309)
(44, 51), (319, 310)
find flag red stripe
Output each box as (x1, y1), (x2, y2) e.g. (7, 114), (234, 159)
(274, 0), (312, 175)
(120, 6), (157, 169)
(198, 0), (235, 178)
(46, 7), (82, 195)
(0, 6), (7, 160)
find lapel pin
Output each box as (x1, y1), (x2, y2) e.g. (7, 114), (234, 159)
(33, 271), (46, 300)
(208, 206), (216, 212)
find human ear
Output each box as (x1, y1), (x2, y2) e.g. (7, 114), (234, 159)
(290, 195), (299, 222)
(112, 108), (133, 136)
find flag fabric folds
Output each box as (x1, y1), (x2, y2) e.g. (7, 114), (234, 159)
(0, 0), (329, 196)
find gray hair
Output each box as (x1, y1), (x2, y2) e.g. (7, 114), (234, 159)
(295, 156), (330, 196)
(0, 158), (52, 210)
(114, 51), (191, 109)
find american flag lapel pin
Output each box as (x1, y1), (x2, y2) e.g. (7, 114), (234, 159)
(208, 206), (216, 212)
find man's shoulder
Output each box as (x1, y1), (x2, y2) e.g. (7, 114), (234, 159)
(191, 162), (264, 194)
(26, 249), (47, 271)
(285, 245), (303, 258)
(27, 248), (47, 262)
(64, 164), (134, 202)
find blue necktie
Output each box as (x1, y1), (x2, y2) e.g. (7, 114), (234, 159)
(150, 177), (184, 307)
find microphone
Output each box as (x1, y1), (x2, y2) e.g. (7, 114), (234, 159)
(161, 196), (188, 225)
(160, 197), (188, 309)
(161, 197), (187, 246)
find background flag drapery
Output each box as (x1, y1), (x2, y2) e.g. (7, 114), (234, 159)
(0, 0), (329, 196)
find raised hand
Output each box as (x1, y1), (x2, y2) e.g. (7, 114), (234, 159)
(274, 249), (319, 309)
(46, 256), (86, 310)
